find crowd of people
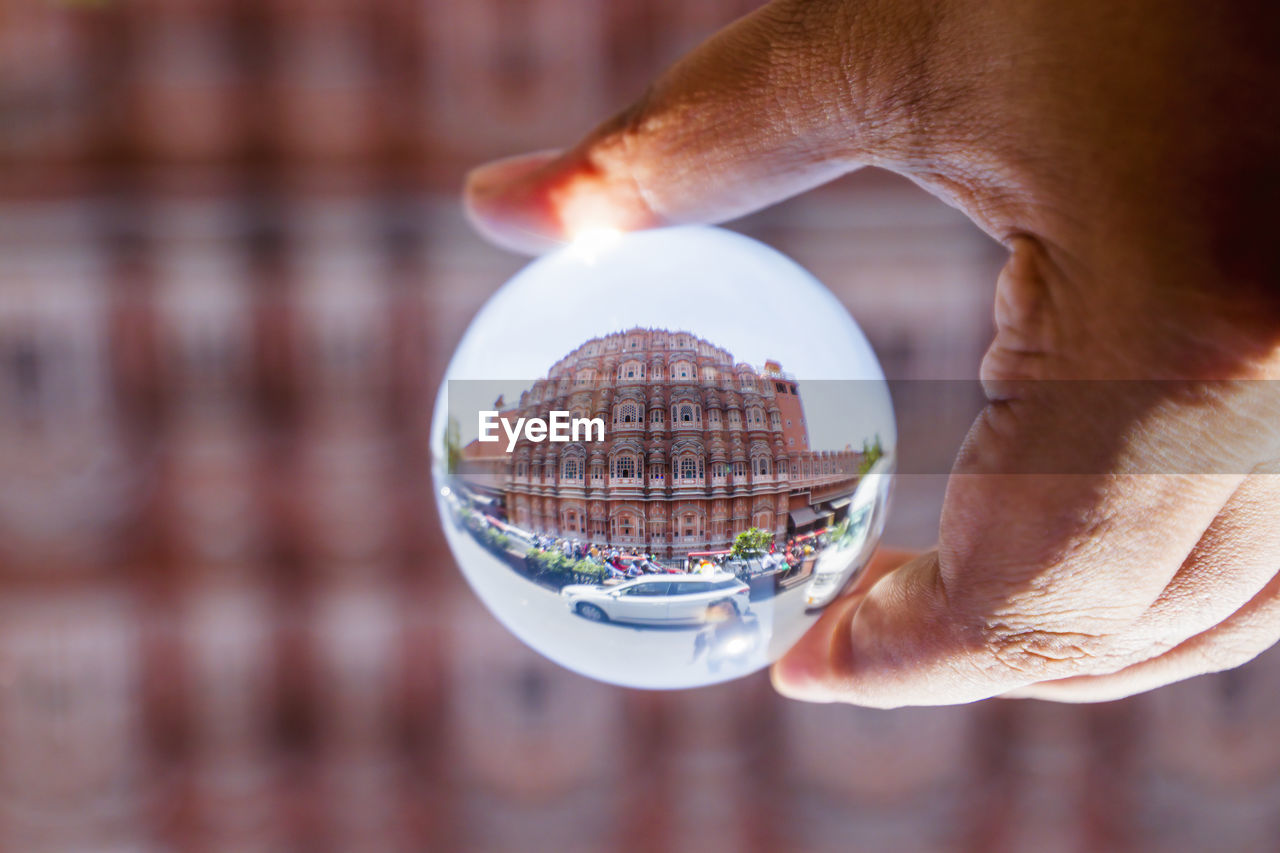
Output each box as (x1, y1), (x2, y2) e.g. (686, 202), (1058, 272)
(774, 532), (829, 571)
(520, 528), (837, 583)
(527, 534), (682, 580)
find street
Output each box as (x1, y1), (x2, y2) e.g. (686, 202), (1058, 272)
(442, 517), (819, 689)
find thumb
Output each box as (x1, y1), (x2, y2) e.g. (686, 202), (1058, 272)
(464, 0), (954, 254)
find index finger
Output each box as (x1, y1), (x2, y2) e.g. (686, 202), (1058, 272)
(463, 0), (944, 253)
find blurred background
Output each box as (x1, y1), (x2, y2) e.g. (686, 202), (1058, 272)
(2, 0), (1279, 851)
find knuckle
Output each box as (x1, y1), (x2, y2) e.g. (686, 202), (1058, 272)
(980, 622), (1113, 677)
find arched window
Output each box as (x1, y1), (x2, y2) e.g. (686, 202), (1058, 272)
(673, 360), (693, 380)
(770, 411), (781, 429)
(680, 513), (700, 538)
(562, 458), (581, 480)
(680, 405), (694, 423)
(650, 408), (664, 424)
(732, 461), (746, 478)
(516, 461), (527, 477)
(708, 409), (721, 426)
(650, 464), (665, 481)
(728, 410), (742, 428)
(701, 366), (717, 383)
(619, 361), (644, 381)
(711, 462), (727, 479)
(574, 368), (595, 385)
(613, 454), (637, 479)
(614, 402), (641, 424)
(678, 456), (703, 481)
(611, 512), (643, 539)
(754, 457), (770, 476)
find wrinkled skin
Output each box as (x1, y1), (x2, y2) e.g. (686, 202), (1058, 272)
(463, 0), (1280, 707)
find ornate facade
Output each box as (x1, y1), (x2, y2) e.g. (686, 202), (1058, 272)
(463, 328), (861, 556)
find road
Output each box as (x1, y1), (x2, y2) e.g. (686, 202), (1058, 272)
(441, 520), (819, 689)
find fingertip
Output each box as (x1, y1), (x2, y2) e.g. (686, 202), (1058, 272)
(770, 654), (838, 703)
(769, 592), (865, 703)
(464, 145), (663, 255)
(463, 150), (566, 255)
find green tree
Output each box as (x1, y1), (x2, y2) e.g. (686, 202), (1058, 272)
(444, 416), (464, 474)
(573, 558), (608, 580)
(731, 526), (774, 558)
(858, 433), (885, 475)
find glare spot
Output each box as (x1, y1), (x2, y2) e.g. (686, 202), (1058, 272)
(565, 226), (623, 264)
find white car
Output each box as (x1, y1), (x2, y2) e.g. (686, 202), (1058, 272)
(562, 574), (750, 625)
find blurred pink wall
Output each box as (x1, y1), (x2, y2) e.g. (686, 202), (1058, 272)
(0, 1), (1277, 851)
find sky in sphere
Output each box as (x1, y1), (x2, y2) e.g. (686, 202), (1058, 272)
(434, 226), (896, 455)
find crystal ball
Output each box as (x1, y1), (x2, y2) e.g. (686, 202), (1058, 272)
(432, 225), (894, 689)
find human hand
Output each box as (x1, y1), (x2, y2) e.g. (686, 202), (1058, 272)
(463, 0), (1280, 706)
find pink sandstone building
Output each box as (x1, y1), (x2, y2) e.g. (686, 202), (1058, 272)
(459, 328), (862, 557)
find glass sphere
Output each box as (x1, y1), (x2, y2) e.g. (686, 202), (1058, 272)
(432, 225), (894, 689)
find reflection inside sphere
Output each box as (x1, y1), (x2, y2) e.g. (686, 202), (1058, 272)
(433, 226), (895, 689)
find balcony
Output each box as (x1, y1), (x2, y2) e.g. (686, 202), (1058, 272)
(608, 477), (644, 489)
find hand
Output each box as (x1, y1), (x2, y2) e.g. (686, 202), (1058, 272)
(463, 0), (1280, 706)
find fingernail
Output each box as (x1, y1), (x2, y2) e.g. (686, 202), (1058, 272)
(463, 151), (566, 254)
(465, 150), (561, 200)
(770, 657), (837, 703)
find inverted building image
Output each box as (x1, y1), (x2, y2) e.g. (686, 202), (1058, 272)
(453, 327), (868, 558)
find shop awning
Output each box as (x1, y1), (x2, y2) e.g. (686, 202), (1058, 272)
(826, 497), (852, 511)
(789, 506), (823, 527)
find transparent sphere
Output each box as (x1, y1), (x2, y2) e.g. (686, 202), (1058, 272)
(432, 226), (894, 689)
